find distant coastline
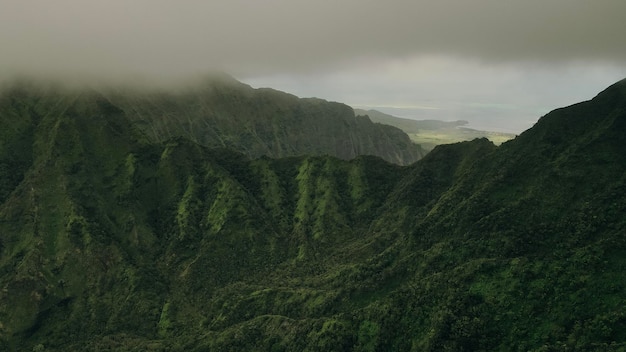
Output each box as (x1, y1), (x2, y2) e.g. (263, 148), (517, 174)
(355, 105), (539, 134)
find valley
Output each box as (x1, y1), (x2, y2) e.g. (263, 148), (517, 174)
(0, 78), (625, 351)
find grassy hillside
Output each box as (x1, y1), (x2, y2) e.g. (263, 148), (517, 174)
(0, 79), (625, 350)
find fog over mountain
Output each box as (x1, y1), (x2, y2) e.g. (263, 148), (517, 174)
(1, 72), (626, 351)
(2, 1), (626, 131)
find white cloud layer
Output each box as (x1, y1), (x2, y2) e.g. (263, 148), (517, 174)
(2, 0), (626, 77)
(2, 0), (626, 131)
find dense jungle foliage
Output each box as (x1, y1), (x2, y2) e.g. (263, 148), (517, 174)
(0, 78), (625, 351)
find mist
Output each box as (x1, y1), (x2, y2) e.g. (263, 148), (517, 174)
(2, 1), (625, 79)
(2, 0), (626, 131)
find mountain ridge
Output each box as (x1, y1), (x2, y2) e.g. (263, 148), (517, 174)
(0, 78), (625, 350)
(103, 77), (425, 165)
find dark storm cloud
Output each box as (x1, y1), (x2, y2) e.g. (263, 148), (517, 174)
(1, 0), (625, 81)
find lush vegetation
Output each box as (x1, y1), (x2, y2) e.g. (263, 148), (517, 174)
(0, 78), (625, 351)
(108, 75), (424, 165)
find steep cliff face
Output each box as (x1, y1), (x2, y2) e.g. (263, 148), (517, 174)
(0, 79), (625, 351)
(108, 75), (424, 165)
(0, 84), (412, 350)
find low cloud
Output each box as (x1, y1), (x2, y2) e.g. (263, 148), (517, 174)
(1, 0), (625, 82)
(3, 0), (625, 133)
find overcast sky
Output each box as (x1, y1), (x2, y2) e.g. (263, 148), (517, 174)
(2, 0), (626, 132)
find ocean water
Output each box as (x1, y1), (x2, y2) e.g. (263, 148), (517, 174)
(357, 104), (545, 134)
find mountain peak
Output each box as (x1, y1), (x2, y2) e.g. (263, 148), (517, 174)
(590, 76), (626, 107)
(511, 78), (626, 151)
(1, 78), (626, 351)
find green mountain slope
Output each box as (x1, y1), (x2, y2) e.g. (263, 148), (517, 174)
(0, 79), (625, 351)
(107, 75), (424, 165)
